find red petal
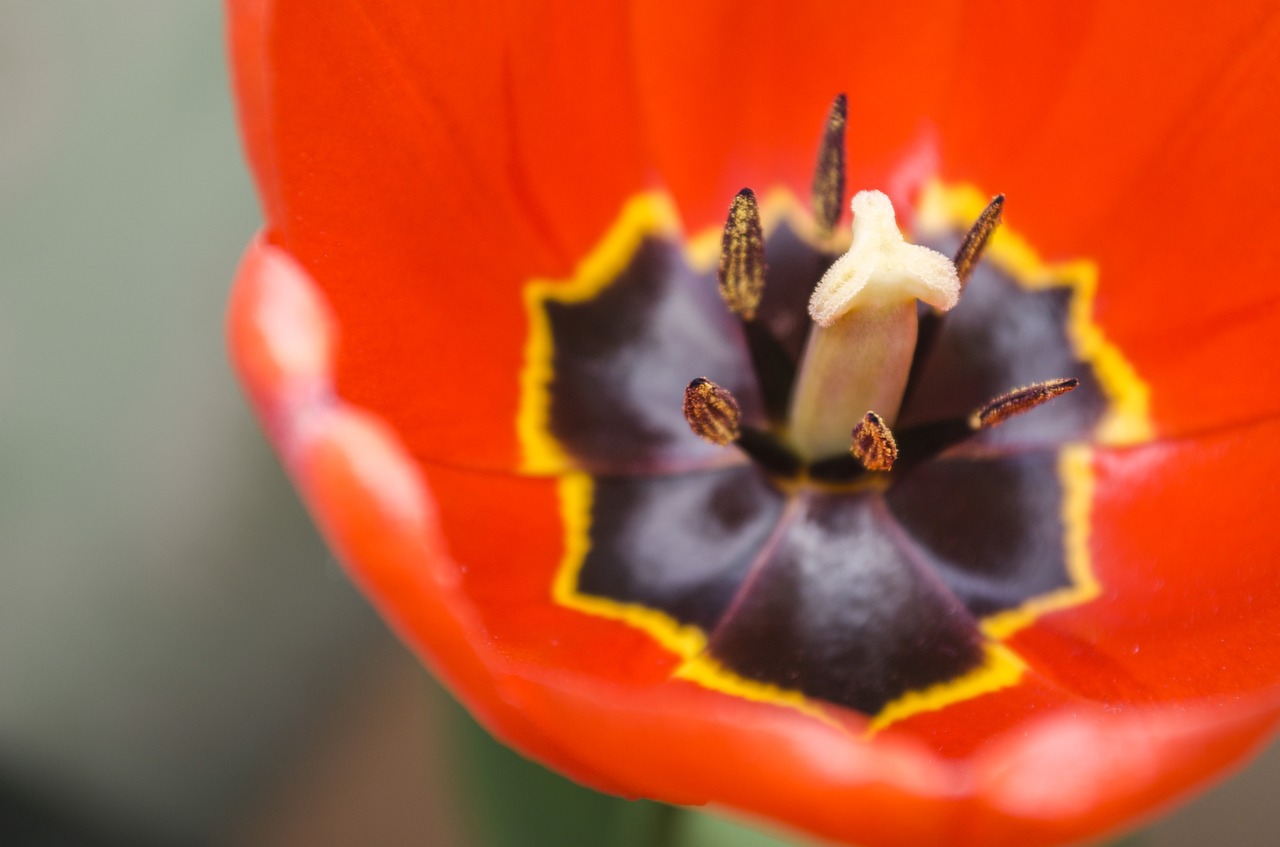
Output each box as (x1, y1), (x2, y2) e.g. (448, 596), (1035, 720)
(631, 3), (957, 229)
(227, 0), (656, 470)
(1010, 417), (1280, 701)
(968, 695), (1280, 847)
(228, 236), (637, 792)
(231, 0), (1280, 458)
(630, 1), (1280, 437)
(228, 237), (1280, 846)
(226, 2), (1280, 844)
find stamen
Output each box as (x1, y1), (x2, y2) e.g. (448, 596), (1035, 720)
(904, 194), (1006, 403)
(718, 189), (766, 320)
(811, 93), (848, 239)
(683, 377), (742, 445)
(715, 187), (796, 423)
(969, 377), (1080, 430)
(682, 377), (803, 476)
(953, 194), (1005, 290)
(850, 411), (898, 472)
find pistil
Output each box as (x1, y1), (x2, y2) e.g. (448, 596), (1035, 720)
(787, 191), (959, 460)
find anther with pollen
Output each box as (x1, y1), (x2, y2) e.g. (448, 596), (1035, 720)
(718, 189), (766, 319)
(850, 411), (898, 472)
(682, 378), (803, 477)
(969, 377), (1080, 430)
(953, 193), (1005, 290)
(683, 377), (741, 445)
(716, 190), (799, 423)
(811, 93), (847, 240)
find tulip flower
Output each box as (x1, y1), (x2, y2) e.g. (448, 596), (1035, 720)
(225, 2), (1280, 845)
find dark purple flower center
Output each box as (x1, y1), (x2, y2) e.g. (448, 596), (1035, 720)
(527, 206), (1109, 719)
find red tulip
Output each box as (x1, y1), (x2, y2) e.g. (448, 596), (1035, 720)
(225, 1), (1280, 845)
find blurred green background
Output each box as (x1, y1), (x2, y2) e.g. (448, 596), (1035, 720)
(1, 2), (1276, 845)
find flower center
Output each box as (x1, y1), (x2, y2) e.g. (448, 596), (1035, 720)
(684, 94), (1078, 480)
(520, 93), (1143, 723)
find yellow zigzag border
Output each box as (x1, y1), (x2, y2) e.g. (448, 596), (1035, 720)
(518, 181), (1154, 733)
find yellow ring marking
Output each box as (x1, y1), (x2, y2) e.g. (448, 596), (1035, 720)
(522, 180), (1154, 733)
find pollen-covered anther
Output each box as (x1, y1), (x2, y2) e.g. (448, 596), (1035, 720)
(811, 93), (848, 239)
(717, 188), (766, 320)
(683, 377), (742, 445)
(850, 411), (898, 472)
(954, 194), (1005, 290)
(969, 377), (1080, 429)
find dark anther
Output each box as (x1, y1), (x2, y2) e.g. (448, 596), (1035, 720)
(970, 377), (1080, 429)
(683, 377), (741, 445)
(718, 189), (766, 320)
(811, 93), (848, 239)
(953, 194), (1005, 290)
(850, 411), (898, 472)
